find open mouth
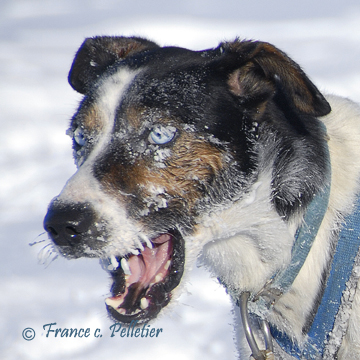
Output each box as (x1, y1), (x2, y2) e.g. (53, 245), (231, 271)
(102, 230), (185, 323)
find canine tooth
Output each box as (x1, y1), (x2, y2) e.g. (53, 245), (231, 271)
(139, 233), (153, 249)
(130, 248), (140, 256)
(121, 258), (132, 275)
(145, 239), (153, 249)
(136, 239), (145, 251)
(155, 274), (163, 283)
(110, 255), (119, 269)
(105, 297), (124, 309)
(164, 260), (171, 270)
(140, 297), (149, 309)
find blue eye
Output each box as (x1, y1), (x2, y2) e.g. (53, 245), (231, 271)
(73, 127), (86, 147)
(149, 125), (176, 145)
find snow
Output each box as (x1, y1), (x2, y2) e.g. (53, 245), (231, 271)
(1, 0), (360, 359)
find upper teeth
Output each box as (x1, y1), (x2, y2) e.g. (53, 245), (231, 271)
(110, 255), (119, 269)
(121, 258), (132, 275)
(139, 233), (153, 249)
(100, 257), (119, 272)
(129, 248), (140, 255)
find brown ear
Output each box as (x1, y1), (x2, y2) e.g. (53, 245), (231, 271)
(226, 40), (331, 117)
(68, 36), (159, 94)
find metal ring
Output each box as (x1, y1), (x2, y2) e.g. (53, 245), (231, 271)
(260, 319), (273, 353)
(239, 292), (266, 360)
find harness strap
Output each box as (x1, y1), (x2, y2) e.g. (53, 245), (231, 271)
(242, 194), (360, 359)
(269, 194), (360, 359)
(311, 194), (360, 358)
(324, 231), (360, 359)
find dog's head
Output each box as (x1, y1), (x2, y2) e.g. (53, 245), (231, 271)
(44, 36), (330, 324)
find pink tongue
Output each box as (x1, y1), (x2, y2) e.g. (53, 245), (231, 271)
(126, 234), (172, 288)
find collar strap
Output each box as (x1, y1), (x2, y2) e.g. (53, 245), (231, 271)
(244, 178), (332, 360)
(273, 182), (331, 293)
(250, 129), (332, 310)
(251, 181), (331, 309)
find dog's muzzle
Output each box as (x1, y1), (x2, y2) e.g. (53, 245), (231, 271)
(43, 199), (186, 324)
(43, 199), (105, 258)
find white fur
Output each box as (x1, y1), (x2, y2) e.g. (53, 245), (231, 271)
(196, 172), (294, 295)
(192, 95), (360, 359)
(57, 67), (150, 256)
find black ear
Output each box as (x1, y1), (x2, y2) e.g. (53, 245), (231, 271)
(225, 40), (331, 117)
(68, 36), (159, 94)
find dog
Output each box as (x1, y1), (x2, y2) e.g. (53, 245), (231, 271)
(43, 36), (360, 359)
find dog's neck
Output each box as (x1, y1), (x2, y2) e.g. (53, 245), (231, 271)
(191, 162), (332, 345)
(195, 170), (296, 296)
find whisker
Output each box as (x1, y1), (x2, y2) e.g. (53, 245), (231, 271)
(29, 232), (48, 247)
(34, 238), (59, 268)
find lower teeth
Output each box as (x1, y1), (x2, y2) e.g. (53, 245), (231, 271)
(105, 297), (124, 309)
(140, 297), (149, 309)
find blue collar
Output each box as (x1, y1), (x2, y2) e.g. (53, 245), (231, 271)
(242, 134), (360, 359)
(272, 181), (331, 296)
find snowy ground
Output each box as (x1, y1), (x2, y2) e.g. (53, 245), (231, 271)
(1, 1), (360, 359)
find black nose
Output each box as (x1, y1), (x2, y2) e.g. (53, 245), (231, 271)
(44, 201), (95, 248)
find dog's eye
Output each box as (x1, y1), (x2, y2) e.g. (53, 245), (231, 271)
(149, 125), (176, 145)
(73, 127), (86, 147)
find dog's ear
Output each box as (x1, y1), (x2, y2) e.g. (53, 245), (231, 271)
(226, 40), (331, 117)
(68, 36), (159, 94)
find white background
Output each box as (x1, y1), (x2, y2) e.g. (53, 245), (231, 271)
(1, 0), (360, 359)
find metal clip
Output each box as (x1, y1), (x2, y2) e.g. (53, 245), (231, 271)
(252, 279), (283, 307)
(239, 292), (274, 360)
